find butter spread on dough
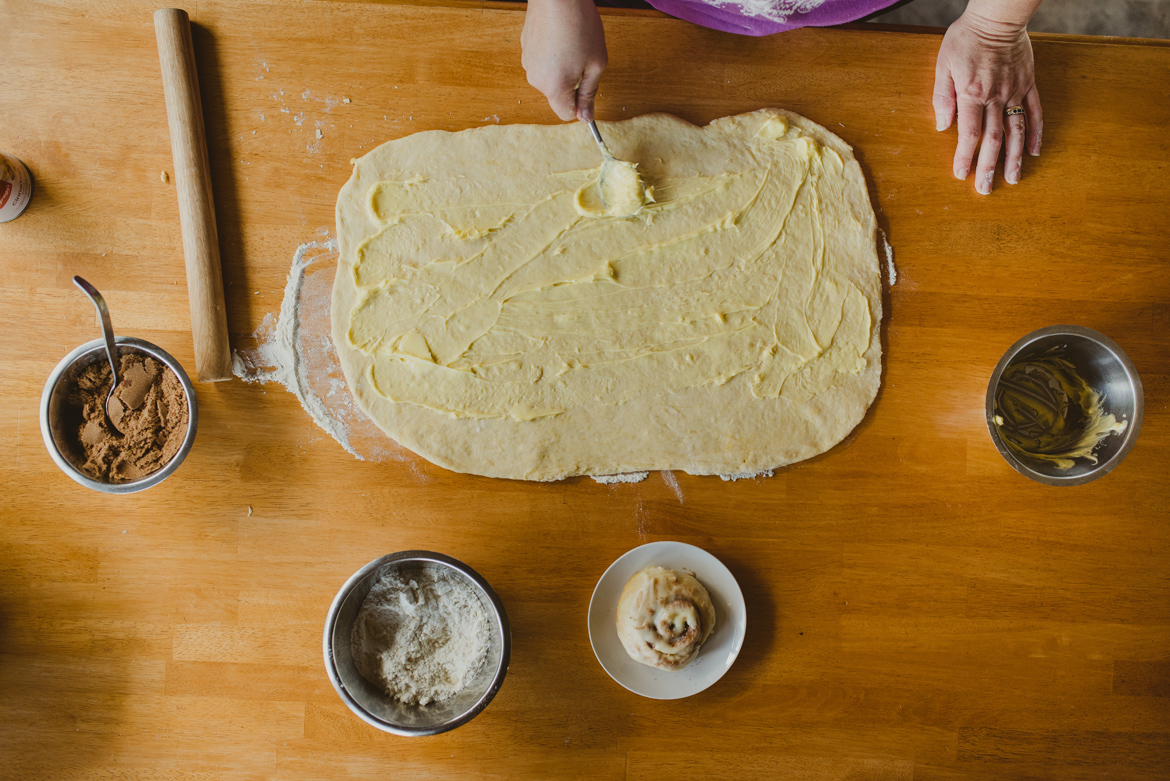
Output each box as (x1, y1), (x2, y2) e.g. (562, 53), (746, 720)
(616, 566), (716, 671)
(333, 110), (882, 480)
(597, 159), (648, 217)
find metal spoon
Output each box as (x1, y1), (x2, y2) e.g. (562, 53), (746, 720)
(586, 119), (618, 168)
(73, 276), (123, 436)
(586, 120), (646, 215)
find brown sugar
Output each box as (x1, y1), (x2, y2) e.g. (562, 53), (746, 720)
(69, 352), (189, 482)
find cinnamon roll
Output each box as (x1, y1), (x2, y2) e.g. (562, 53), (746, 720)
(616, 566), (716, 670)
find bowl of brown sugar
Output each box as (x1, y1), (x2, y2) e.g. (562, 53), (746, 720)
(40, 337), (197, 493)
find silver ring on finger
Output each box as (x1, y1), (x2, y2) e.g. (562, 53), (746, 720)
(1005, 105), (1025, 116)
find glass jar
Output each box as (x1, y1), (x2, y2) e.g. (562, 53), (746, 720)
(0, 153), (33, 223)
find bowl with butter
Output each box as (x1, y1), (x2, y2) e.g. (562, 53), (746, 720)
(986, 326), (1143, 486)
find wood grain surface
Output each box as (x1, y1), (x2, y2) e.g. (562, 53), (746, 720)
(1, 0), (1168, 778)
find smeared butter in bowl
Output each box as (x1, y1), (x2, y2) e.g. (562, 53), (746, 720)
(993, 346), (1128, 470)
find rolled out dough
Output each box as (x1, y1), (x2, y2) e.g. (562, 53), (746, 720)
(332, 109), (882, 480)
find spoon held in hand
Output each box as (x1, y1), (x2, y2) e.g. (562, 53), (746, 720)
(586, 120), (647, 217)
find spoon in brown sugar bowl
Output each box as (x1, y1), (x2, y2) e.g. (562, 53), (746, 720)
(73, 276), (124, 436)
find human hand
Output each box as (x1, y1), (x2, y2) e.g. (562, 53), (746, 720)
(521, 0), (608, 122)
(933, 9), (1042, 194)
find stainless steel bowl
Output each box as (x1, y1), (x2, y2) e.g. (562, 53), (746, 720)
(986, 325), (1143, 486)
(323, 551), (511, 737)
(40, 336), (198, 494)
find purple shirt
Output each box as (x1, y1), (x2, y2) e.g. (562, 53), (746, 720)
(643, 0), (899, 36)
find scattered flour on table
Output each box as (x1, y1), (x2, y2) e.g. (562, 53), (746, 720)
(231, 238), (407, 464)
(595, 469), (777, 484)
(592, 472), (649, 484)
(660, 470), (684, 503)
(881, 230), (896, 285)
(351, 568), (490, 706)
(719, 469), (775, 482)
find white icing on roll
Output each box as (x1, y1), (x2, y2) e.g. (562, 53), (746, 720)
(616, 566), (717, 670)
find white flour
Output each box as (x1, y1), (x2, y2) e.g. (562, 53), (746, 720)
(661, 470), (685, 503)
(597, 469), (775, 483)
(882, 230), (896, 285)
(231, 240), (356, 454)
(232, 238), (407, 465)
(351, 568), (490, 706)
(592, 472), (649, 484)
(719, 469), (775, 482)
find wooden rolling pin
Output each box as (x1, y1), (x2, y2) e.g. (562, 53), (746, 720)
(154, 8), (232, 382)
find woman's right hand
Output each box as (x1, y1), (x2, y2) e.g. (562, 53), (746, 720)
(521, 0), (608, 122)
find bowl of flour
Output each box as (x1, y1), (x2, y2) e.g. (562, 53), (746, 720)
(323, 551), (510, 736)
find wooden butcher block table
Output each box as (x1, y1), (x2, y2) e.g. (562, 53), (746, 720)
(1, 0), (1168, 777)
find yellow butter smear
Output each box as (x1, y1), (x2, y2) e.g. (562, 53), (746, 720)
(346, 115), (872, 421)
(598, 160), (648, 217)
(993, 347), (1128, 470)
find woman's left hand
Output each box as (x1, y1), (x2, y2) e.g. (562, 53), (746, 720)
(933, 9), (1042, 194)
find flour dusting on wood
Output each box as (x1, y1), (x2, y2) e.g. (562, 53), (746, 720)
(232, 239), (409, 465)
(719, 469), (775, 482)
(661, 470), (684, 503)
(592, 472), (649, 484)
(881, 230), (896, 285)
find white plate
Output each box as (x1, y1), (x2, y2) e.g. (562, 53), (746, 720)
(588, 541), (746, 700)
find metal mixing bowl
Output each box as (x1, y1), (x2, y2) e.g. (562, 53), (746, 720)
(986, 325), (1143, 486)
(39, 336), (198, 494)
(323, 551), (511, 736)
